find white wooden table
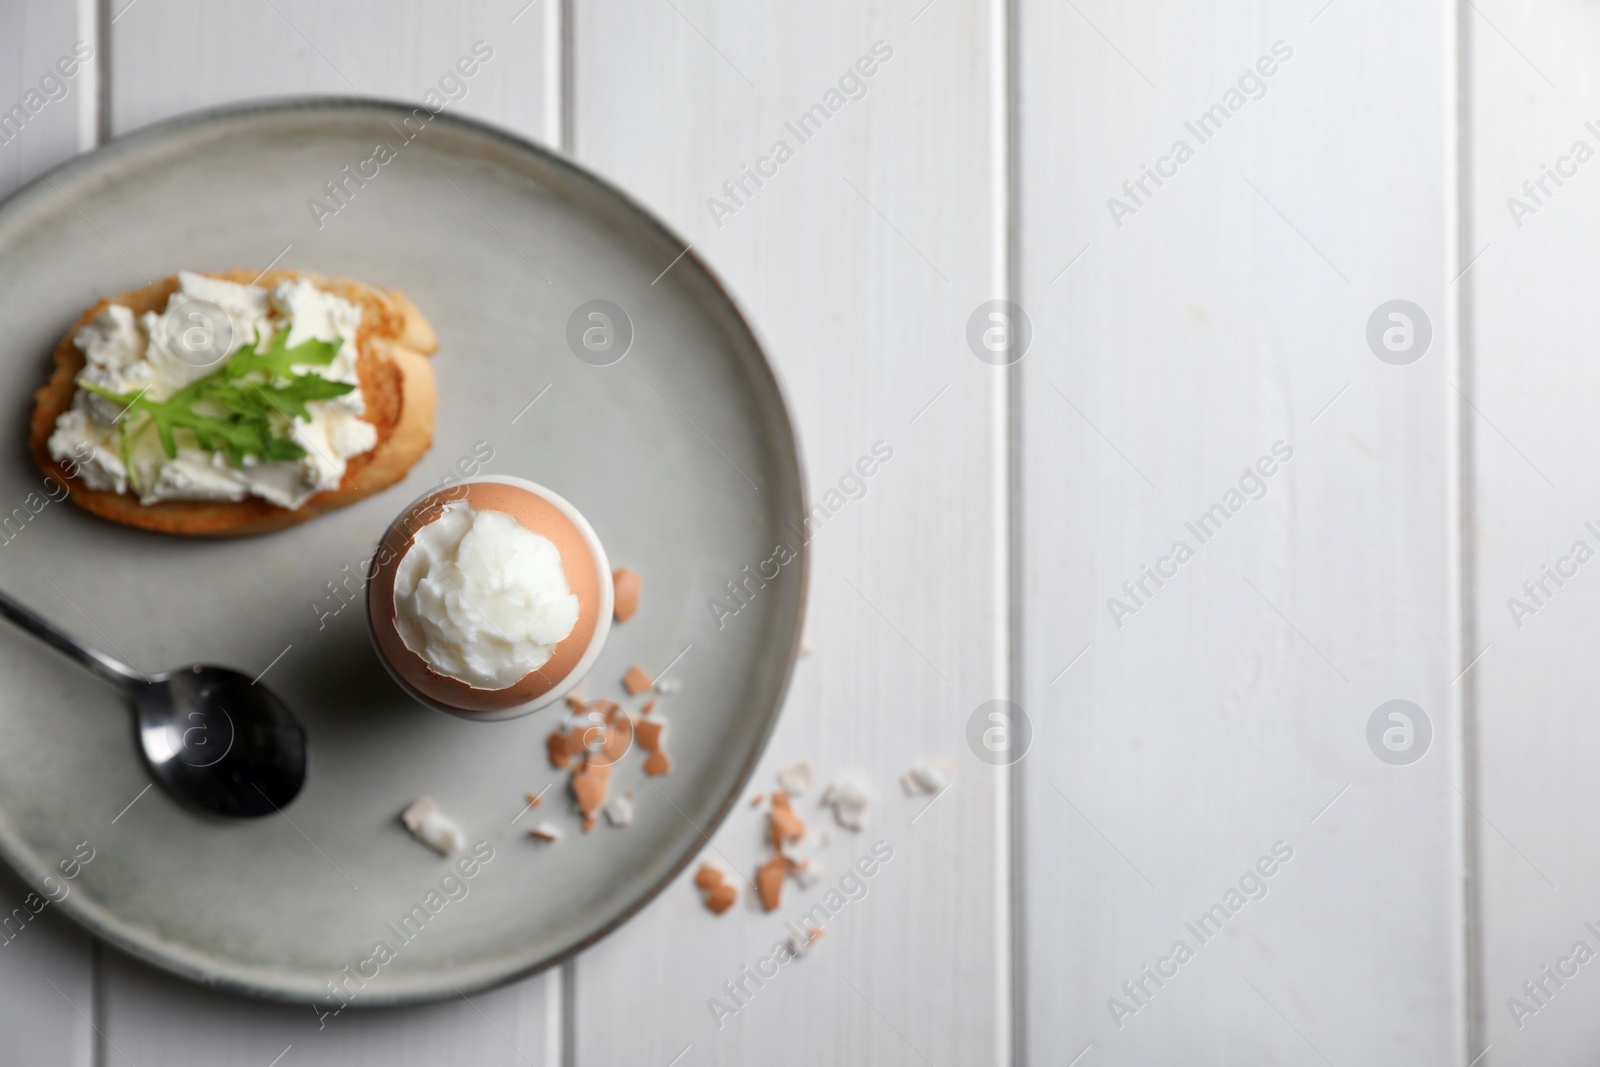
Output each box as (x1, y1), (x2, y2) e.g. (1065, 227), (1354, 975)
(2, 0), (1594, 1062)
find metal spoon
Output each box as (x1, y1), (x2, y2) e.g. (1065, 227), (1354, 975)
(0, 589), (306, 818)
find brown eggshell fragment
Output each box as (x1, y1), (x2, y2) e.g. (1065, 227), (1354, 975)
(601, 713), (634, 763)
(635, 718), (664, 752)
(769, 790), (806, 850)
(572, 759), (611, 819)
(705, 882), (737, 914)
(695, 863), (738, 915)
(644, 750), (673, 777)
(623, 664), (653, 695)
(546, 730), (573, 770)
(613, 567), (641, 622)
(757, 855), (791, 912)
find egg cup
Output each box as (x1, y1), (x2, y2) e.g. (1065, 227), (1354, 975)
(367, 475), (614, 721)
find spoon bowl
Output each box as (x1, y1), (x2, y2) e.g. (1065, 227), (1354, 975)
(135, 665), (307, 817)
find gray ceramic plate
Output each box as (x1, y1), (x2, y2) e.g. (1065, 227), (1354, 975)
(0, 99), (805, 1004)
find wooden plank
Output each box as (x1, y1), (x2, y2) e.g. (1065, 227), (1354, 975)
(1016, 1), (1465, 1064)
(0, 0), (98, 197)
(0, 1), (100, 1064)
(98, 949), (560, 1067)
(569, 3), (1008, 1065)
(0, 865), (96, 1067)
(109, 0), (556, 145)
(1465, 0), (1600, 1060)
(97, 4), (562, 1064)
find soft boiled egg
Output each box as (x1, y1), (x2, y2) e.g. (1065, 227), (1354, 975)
(368, 476), (613, 720)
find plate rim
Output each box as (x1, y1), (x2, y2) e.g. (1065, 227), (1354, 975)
(0, 94), (810, 1005)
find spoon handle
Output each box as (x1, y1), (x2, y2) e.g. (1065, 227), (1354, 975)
(0, 587), (143, 692)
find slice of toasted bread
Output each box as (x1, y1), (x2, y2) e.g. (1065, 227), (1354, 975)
(30, 270), (438, 536)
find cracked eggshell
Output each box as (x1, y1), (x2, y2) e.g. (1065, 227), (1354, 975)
(368, 475), (613, 721)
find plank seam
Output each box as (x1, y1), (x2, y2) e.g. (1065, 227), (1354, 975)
(559, 4), (576, 1063)
(558, 0), (574, 154)
(1454, 0), (1486, 1059)
(93, 0), (108, 145)
(91, 0), (109, 1056)
(1003, 0), (1024, 1062)
(90, 939), (104, 1067)
(561, 959), (577, 1067)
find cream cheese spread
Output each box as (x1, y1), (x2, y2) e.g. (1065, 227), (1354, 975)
(46, 272), (378, 509)
(392, 503), (581, 689)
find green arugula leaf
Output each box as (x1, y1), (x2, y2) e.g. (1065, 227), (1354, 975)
(250, 375), (356, 422)
(78, 327), (355, 471)
(226, 327), (341, 380)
